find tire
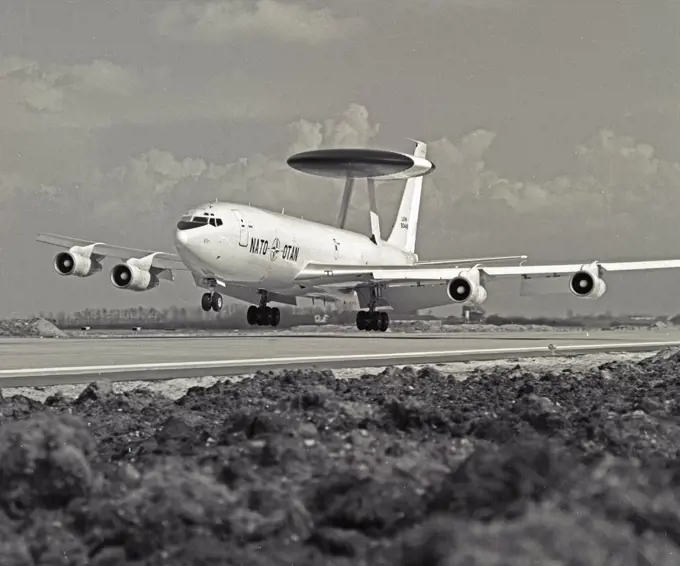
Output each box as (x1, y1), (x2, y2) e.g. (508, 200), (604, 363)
(271, 307), (281, 327)
(258, 307), (271, 326)
(378, 311), (389, 332)
(247, 305), (259, 325)
(201, 293), (212, 312)
(211, 293), (223, 312)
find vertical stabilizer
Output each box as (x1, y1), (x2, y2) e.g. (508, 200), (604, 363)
(386, 140), (427, 254)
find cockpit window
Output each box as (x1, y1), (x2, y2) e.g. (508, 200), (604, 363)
(177, 216), (209, 230)
(177, 215), (224, 230)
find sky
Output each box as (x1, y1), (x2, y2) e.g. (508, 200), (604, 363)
(1, 0), (680, 318)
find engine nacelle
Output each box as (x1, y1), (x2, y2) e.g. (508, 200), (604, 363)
(110, 263), (159, 292)
(446, 269), (489, 306)
(569, 269), (607, 299)
(53, 251), (102, 278)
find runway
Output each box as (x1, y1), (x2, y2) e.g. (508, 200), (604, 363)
(2, 328), (680, 387)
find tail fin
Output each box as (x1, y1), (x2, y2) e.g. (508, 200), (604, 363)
(386, 140), (426, 254)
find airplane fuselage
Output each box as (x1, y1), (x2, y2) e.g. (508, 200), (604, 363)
(174, 202), (416, 294)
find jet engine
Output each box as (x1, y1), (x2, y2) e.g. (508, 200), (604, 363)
(53, 251), (102, 278)
(446, 269), (488, 306)
(110, 263), (159, 292)
(569, 267), (607, 299)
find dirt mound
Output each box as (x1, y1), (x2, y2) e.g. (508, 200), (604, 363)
(2, 352), (680, 564)
(0, 317), (67, 338)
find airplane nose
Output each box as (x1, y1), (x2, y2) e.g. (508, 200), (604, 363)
(175, 229), (190, 248)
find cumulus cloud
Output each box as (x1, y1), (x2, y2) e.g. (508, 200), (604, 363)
(404, 0), (528, 10)
(286, 104), (380, 154)
(421, 125), (680, 221)
(153, 0), (365, 45)
(79, 104), (381, 228)
(0, 56), (141, 130)
(17, 102), (677, 242)
(572, 129), (680, 205)
(0, 55), (296, 134)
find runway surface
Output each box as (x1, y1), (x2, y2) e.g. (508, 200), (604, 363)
(2, 328), (680, 387)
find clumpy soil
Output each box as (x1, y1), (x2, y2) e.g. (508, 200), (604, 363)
(2, 349), (680, 565)
(0, 318), (67, 338)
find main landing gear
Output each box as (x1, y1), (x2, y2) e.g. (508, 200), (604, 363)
(356, 309), (389, 332)
(355, 285), (389, 332)
(246, 291), (280, 327)
(201, 291), (223, 312)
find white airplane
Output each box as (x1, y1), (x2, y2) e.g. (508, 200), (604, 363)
(36, 140), (680, 332)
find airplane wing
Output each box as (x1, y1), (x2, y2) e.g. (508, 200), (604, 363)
(36, 233), (190, 271)
(294, 258), (680, 287)
(481, 260), (680, 277)
(414, 255), (528, 267)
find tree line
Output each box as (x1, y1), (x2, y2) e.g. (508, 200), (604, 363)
(34, 304), (672, 331)
(36, 304), (334, 330)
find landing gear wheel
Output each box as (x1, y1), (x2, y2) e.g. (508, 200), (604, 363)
(356, 310), (389, 331)
(211, 292), (223, 312)
(378, 311), (389, 332)
(246, 291), (281, 327)
(201, 293), (212, 312)
(356, 311), (368, 331)
(247, 305), (259, 325)
(256, 307), (270, 326)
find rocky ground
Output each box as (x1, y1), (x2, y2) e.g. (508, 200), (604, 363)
(0, 318), (67, 338)
(1, 349), (680, 564)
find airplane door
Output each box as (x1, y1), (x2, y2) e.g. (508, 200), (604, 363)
(231, 209), (249, 247)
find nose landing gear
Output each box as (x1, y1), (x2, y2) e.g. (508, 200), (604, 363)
(246, 291), (280, 327)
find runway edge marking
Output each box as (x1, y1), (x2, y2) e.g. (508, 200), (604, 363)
(1, 340), (679, 388)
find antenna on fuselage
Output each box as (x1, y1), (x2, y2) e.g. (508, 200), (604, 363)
(286, 143), (435, 245)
